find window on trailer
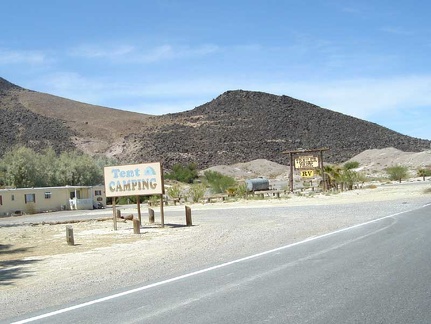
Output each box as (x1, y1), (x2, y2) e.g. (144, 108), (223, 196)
(25, 194), (36, 203)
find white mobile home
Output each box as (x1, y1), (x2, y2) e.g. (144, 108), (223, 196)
(0, 185), (106, 216)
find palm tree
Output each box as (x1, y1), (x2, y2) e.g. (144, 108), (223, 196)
(417, 168), (431, 181)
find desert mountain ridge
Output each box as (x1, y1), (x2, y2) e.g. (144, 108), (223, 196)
(1, 76), (430, 168)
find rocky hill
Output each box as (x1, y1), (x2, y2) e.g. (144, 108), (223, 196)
(122, 90), (431, 167)
(1, 77), (430, 168)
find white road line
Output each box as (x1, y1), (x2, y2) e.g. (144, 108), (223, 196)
(11, 205), (426, 324)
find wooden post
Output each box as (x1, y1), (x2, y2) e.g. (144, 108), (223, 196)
(185, 206), (192, 226)
(66, 225), (74, 245)
(112, 198), (118, 231)
(136, 195), (141, 223)
(133, 218), (140, 234)
(320, 149), (326, 192)
(148, 208), (155, 223)
(159, 163), (166, 228)
(289, 152), (294, 193)
(160, 194), (165, 228)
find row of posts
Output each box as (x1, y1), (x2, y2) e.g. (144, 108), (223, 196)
(66, 206), (192, 245)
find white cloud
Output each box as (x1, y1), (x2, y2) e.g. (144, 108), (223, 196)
(31, 72), (109, 104)
(69, 42), (219, 63)
(258, 76), (431, 120)
(0, 48), (46, 65)
(70, 44), (135, 58)
(379, 26), (413, 36)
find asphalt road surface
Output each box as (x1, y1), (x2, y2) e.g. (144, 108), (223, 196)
(7, 203), (431, 324)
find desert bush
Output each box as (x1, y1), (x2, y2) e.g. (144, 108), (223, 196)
(235, 183), (248, 199)
(166, 183), (182, 199)
(344, 161), (360, 170)
(116, 196), (138, 205)
(164, 163), (198, 183)
(385, 165), (409, 183)
(148, 195), (160, 206)
(203, 170), (236, 194)
(188, 183), (206, 203)
(364, 184), (378, 189)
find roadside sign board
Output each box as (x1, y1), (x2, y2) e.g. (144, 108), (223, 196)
(300, 170), (314, 178)
(294, 156), (319, 169)
(104, 162), (164, 197)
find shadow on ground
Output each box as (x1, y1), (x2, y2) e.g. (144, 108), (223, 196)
(0, 244), (41, 286)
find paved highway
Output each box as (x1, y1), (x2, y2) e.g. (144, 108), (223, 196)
(7, 203), (431, 324)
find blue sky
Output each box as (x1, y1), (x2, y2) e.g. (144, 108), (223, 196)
(1, 0), (430, 140)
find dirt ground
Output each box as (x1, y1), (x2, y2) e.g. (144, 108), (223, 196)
(2, 179), (430, 262)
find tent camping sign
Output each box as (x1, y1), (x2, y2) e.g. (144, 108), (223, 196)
(104, 162), (164, 197)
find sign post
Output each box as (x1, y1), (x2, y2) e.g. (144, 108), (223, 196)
(104, 162), (164, 230)
(283, 148), (329, 193)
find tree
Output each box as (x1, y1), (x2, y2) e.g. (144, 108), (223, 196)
(386, 165), (409, 183)
(317, 165), (342, 190)
(2, 146), (40, 187)
(0, 146), (104, 187)
(55, 151), (103, 186)
(417, 168), (431, 181)
(165, 163), (198, 183)
(37, 147), (58, 186)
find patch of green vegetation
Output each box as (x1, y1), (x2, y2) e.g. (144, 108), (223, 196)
(164, 163), (198, 184)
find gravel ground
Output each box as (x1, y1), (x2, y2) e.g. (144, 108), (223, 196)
(1, 181), (431, 321)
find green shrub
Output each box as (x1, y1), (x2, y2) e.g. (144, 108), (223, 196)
(344, 161), (360, 170)
(166, 183), (182, 199)
(188, 183), (206, 203)
(203, 170), (236, 194)
(235, 183), (248, 199)
(148, 195), (160, 206)
(165, 163), (198, 183)
(116, 196), (138, 205)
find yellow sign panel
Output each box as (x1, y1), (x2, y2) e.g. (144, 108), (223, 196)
(294, 155), (319, 169)
(104, 162), (163, 197)
(300, 170), (314, 178)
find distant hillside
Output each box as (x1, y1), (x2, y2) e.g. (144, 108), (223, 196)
(0, 78), (76, 154)
(1, 77), (430, 168)
(0, 77), (153, 155)
(122, 90), (431, 167)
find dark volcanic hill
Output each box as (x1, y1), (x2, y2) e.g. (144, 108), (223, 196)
(122, 90), (430, 167)
(1, 77), (430, 168)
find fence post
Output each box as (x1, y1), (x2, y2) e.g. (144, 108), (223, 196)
(148, 208), (155, 224)
(185, 206), (192, 226)
(66, 225), (74, 246)
(133, 218), (141, 234)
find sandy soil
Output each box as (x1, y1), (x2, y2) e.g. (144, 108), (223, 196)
(2, 180), (429, 261)
(1, 180), (431, 321)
